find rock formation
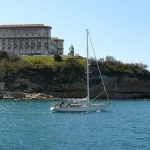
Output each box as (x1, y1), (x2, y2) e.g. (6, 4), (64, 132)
(1, 75), (150, 99)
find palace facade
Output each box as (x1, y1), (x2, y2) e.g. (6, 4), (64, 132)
(0, 24), (64, 55)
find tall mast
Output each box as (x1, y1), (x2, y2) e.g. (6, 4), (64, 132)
(87, 29), (90, 106)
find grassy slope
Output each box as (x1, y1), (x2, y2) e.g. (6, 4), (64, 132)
(21, 55), (86, 66)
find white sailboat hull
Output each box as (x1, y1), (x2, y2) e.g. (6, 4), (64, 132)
(50, 103), (110, 112)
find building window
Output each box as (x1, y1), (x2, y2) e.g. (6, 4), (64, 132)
(2, 30), (5, 37)
(2, 39), (5, 45)
(13, 46), (17, 54)
(25, 39), (29, 45)
(20, 39), (23, 45)
(26, 30), (28, 36)
(32, 30), (34, 36)
(31, 39), (35, 45)
(58, 49), (62, 55)
(45, 46), (48, 54)
(14, 39), (17, 45)
(8, 39), (11, 45)
(25, 47), (30, 55)
(20, 30), (22, 36)
(8, 46), (11, 51)
(59, 41), (63, 48)
(14, 30), (17, 36)
(45, 38), (48, 44)
(8, 30), (11, 37)
(19, 46), (23, 55)
(38, 29), (40, 36)
(31, 46), (35, 54)
(2, 46), (5, 50)
(37, 39), (41, 44)
(46, 29), (49, 36)
(37, 46), (41, 54)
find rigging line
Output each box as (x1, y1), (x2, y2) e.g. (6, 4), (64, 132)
(91, 90), (105, 101)
(62, 60), (76, 100)
(88, 31), (110, 101)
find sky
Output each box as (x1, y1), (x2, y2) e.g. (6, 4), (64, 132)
(0, 0), (150, 69)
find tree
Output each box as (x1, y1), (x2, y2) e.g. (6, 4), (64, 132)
(54, 54), (62, 62)
(8, 52), (20, 62)
(0, 51), (8, 61)
(68, 45), (74, 56)
(136, 63), (148, 70)
(105, 56), (116, 62)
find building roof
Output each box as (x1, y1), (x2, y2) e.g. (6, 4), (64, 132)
(52, 37), (64, 41)
(0, 24), (52, 29)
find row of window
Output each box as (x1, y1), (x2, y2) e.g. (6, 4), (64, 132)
(16, 49), (48, 55)
(2, 46), (49, 55)
(1, 28), (49, 37)
(2, 46), (48, 51)
(4, 46), (49, 55)
(2, 38), (48, 45)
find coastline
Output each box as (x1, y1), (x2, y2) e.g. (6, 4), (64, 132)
(0, 91), (63, 100)
(0, 91), (149, 100)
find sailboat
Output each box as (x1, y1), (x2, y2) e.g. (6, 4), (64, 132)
(50, 29), (111, 112)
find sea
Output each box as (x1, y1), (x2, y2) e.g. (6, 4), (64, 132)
(0, 99), (150, 150)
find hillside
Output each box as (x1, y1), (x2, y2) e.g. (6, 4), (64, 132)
(21, 55), (86, 66)
(0, 53), (150, 99)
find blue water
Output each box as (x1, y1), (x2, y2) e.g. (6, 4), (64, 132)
(0, 99), (150, 150)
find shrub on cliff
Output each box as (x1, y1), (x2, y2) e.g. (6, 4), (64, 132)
(54, 54), (62, 62)
(51, 58), (84, 84)
(8, 52), (20, 62)
(89, 56), (150, 80)
(0, 51), (8, 61)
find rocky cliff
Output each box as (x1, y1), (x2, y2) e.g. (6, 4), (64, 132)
(55, 76), (150, 99)
(97, 76), (150, 99)
(5, 75), (150, 99)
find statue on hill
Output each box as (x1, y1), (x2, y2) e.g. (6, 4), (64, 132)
(68, 45), (74, 56)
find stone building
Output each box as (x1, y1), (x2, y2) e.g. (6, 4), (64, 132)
(0, 24), (64, 55)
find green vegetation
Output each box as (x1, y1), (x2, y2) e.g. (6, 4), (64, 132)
(20, 55), (85, 65)
(0, 51), (86, 90)
(0, 51), (8, 60)
(54, 54), (62, 62)
(0, 51), (150, 91)
(90, 56), (150, 80)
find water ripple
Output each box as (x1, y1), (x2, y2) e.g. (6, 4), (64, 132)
(0, 99), (150, 149)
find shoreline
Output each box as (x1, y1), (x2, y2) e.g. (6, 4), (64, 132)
(0, 91), (150, 100)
